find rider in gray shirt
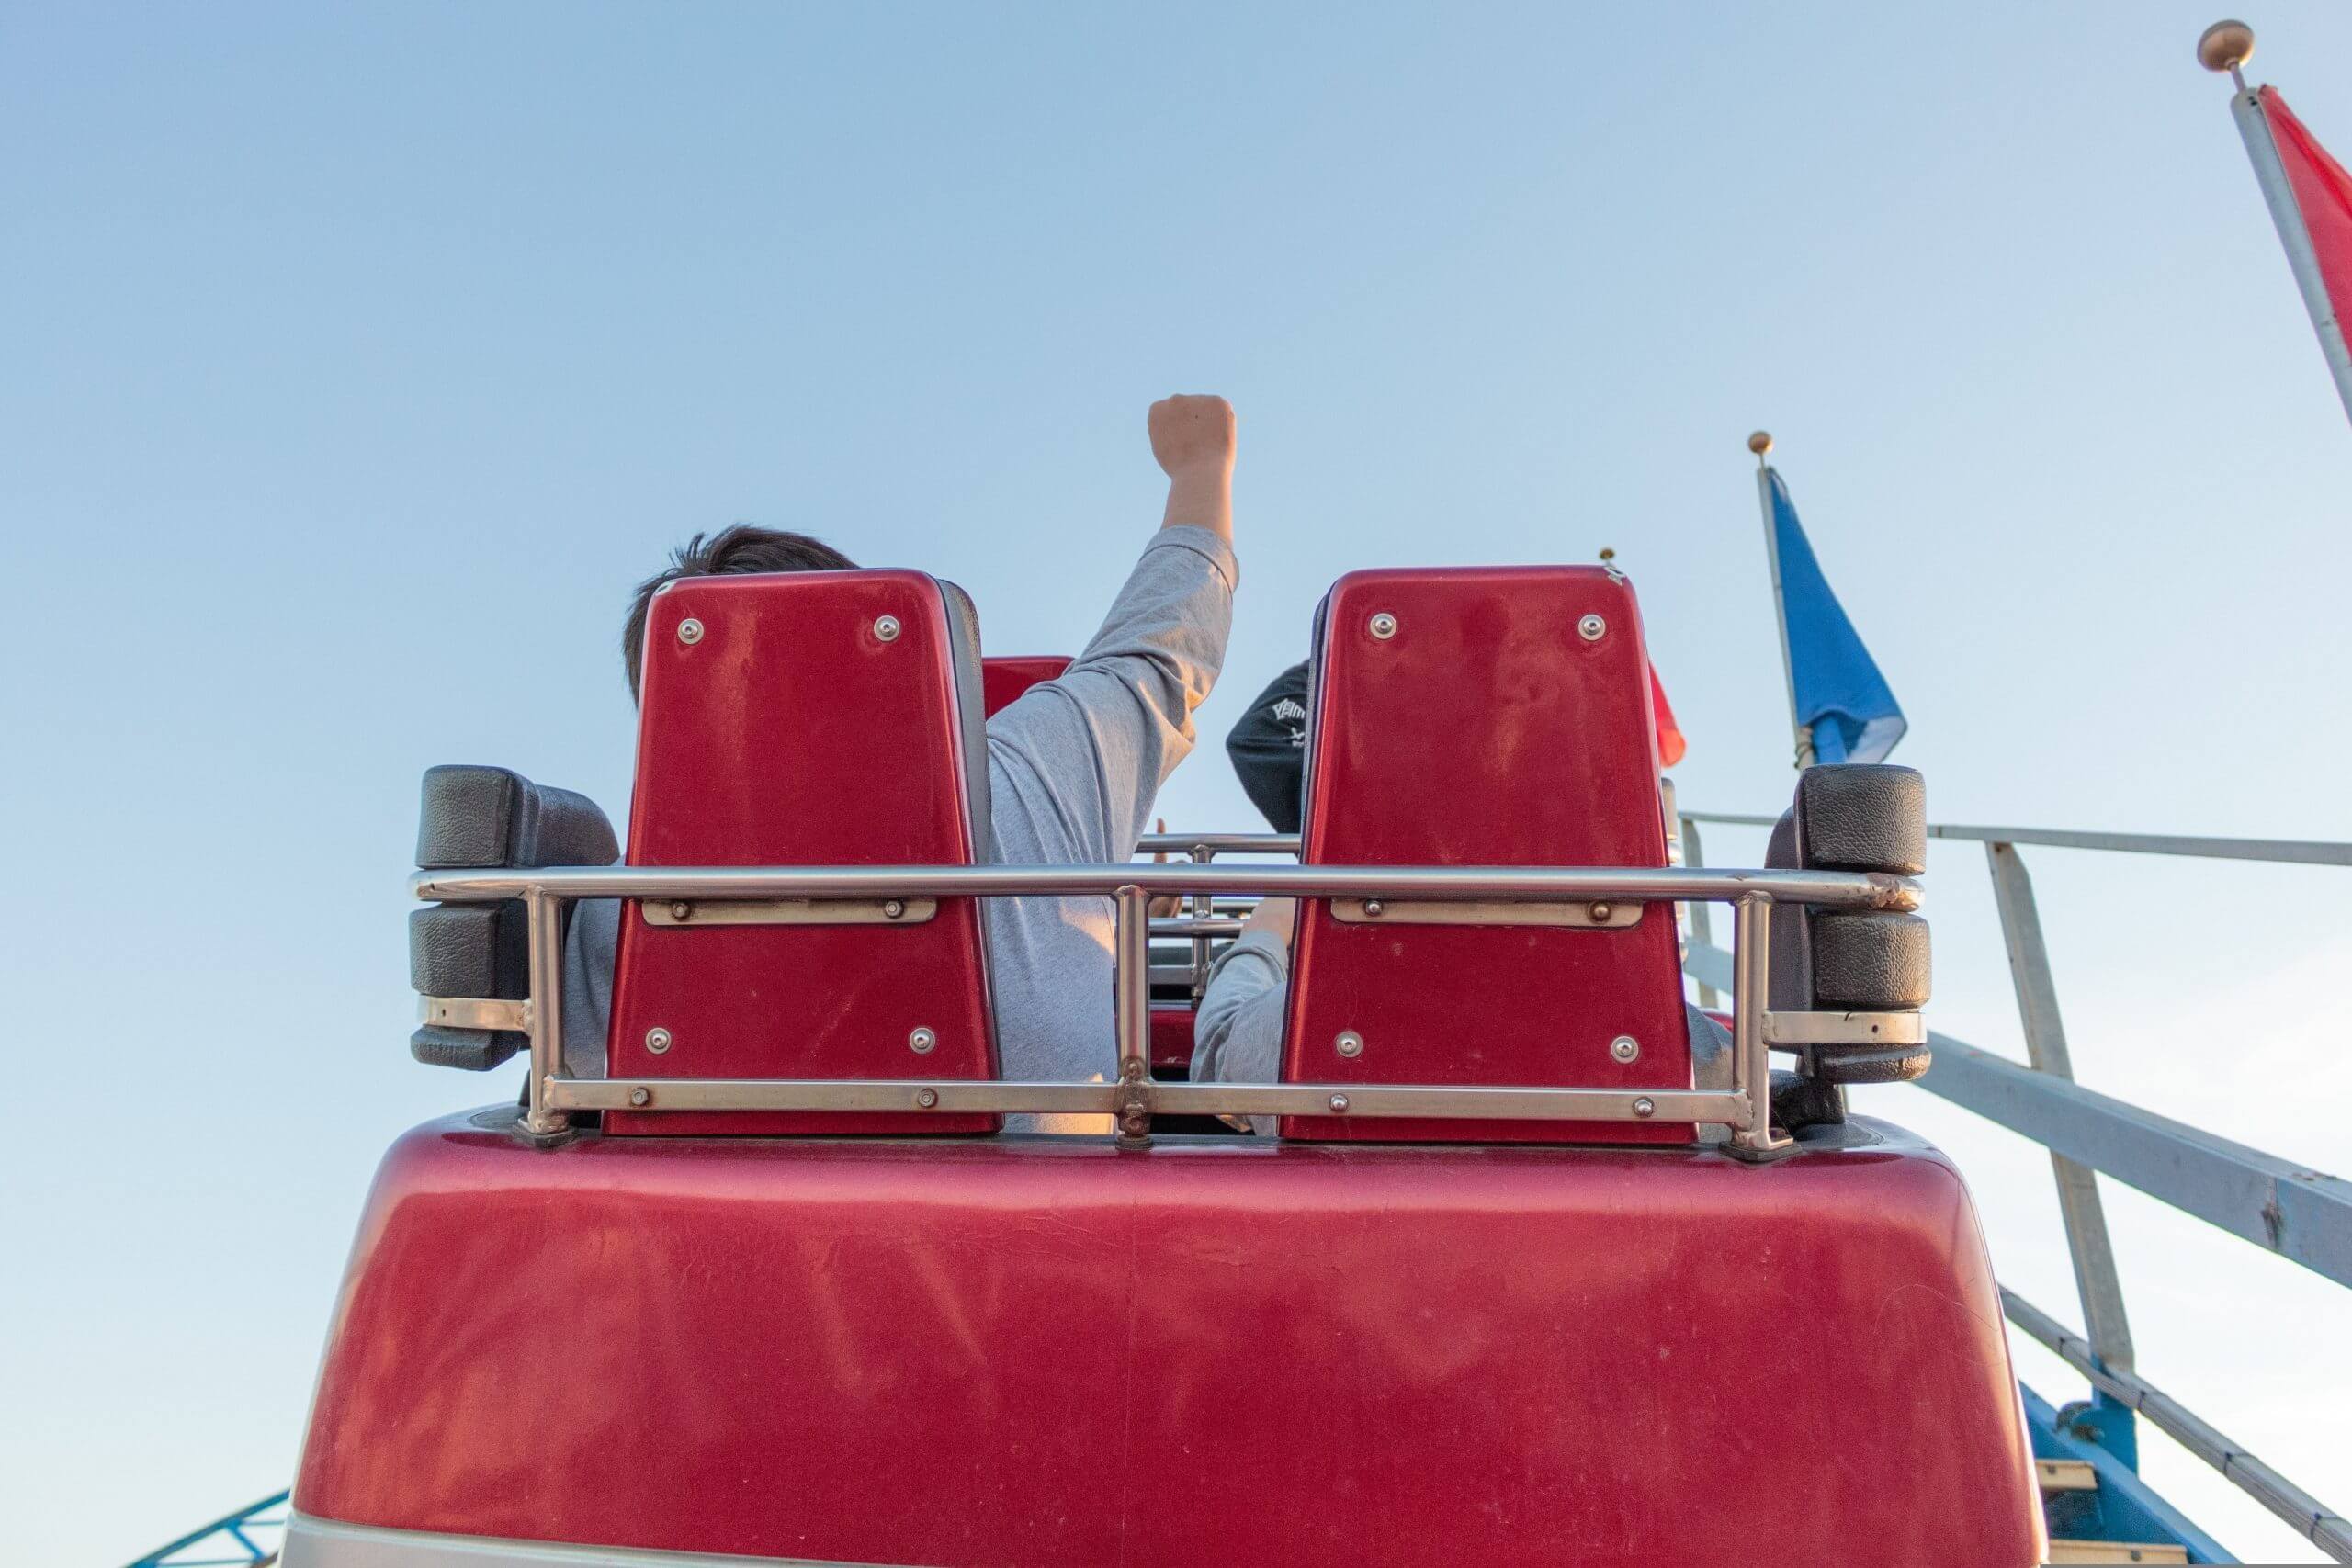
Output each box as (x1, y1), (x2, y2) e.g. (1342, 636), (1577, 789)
(564, 395), (1239, 1133)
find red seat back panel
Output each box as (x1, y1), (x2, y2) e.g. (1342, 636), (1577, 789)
(980, 654), (1070, 716)
(1282, 567), (1692, 1142)
(607, 570), (996, 1134)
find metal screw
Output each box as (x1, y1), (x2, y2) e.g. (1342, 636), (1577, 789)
(676, 617), (705, 646)
(882, 898), (906, 919)
(1363, 898), (1385, 918)
(915, 1088), (939, 1109)
(628, 1087), (651, 1107)
(1632, 1096), (1656, 1118)
(1577, 613), (1607, 642)
(909, 1026), (936, 1055)
(669, 900), (694, 921)
(1589, 901), (1612, 922)
(1368, 612), (1397, 640)
(1336, 1030), (1364, 1059)
(645, 1027), (673, 1055)
(1611, 1034), (1640, 1063)
(1328, 1094), (1351, 1112)
(874, 615), (901, 642)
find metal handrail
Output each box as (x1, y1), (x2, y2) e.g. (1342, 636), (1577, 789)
(1680, 806), (2352, 1562)
(415, 860), (1917, 1153)
(2005, 1292), (2352, 1561)
(1681, 811), (2352, 868)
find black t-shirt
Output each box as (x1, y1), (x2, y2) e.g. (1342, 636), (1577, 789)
(1225, 661), (1309, 833)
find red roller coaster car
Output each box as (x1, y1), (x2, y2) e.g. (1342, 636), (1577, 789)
(286, 565), (2036, 1567)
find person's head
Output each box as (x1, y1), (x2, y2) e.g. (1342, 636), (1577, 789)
(622, 524), (857, 700)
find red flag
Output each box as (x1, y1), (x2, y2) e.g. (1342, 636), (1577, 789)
(2233, 86), (2352, 419)
(1647, 666), (1687, 768)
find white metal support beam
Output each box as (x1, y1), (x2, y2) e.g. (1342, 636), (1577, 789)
(1985, 841), (2136, 1376)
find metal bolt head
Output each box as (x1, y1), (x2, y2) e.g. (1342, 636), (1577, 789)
(1588, 901), (1613, 922)
(1328, 1094), (1351, 1113)
(675, 617), (705, 646)
(1577, 613), (1608, 642)
(882, 898), (906, 919)
(1363, 898), (1385, 918)
(2198, 18), (2255, 72)
(915, 1087), (939, 1109)
(645, 1027), (673, 1055)
(1368, 612), (1397, 640)
(874, 615), (901, 642)
(628, 1087), (652, 1107)
(1632, 1095), (1657, 1118)
(909, 1026), (936, 1055)
(1335, 1030), (1364, 1059)
(669, 900), (694, 922)
(1611, 1034), (1640, 1064)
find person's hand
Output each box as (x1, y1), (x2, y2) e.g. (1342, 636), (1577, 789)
(1149, 395), (1236, 542)
(1241, 897), (1295, 947)
(1148, 394), (1237, 480)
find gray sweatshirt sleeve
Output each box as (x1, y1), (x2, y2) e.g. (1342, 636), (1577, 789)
(985, 525), (1238, 863)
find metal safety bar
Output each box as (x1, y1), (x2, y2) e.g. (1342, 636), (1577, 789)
(1680, 807), (2352, 1562)
(413, 859), (1917, 1153)
(1136, 832), (1301, 998)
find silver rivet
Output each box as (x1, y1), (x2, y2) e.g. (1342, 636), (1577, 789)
(1611, 1034), (1640, 1063)
(669, 900), (694, 921)
(676, 617), (705, 646)
(1368, 612), (1397, 640)
(909, 1026), (936, 1055)
(874, 615), (901, 642)
(1589, 901), (1612, 922)
(1577, 613), (1607, 642)
(1336, 1030), (1364, 1058)
(1329, 1094), (1351, 1112)
(1363, 898), (1385, 918)
(628, 1087), (652, 1107)
(882, 898), (906, 919)
(915, 1088), (939, 1109)
(1633, 1095), (1656, 1118)
(645, 1027), (673, 1055)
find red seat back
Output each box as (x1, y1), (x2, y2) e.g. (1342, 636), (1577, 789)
(1278, 567), (1694, 1143)
(981, 655), (1071, 716)
(605, 570), (998, 1135)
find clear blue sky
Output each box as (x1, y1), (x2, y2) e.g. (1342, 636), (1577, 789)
(6, 3), (2348, 1562)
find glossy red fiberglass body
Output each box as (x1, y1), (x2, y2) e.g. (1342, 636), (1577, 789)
(295, 1112), (2042, 1567)
(979, 654), (1070, 716)
(606, 570), (996, 1136)
(1281, 568), (1692, 1143)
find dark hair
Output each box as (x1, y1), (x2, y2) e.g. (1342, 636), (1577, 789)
(623, 524), (857, 699)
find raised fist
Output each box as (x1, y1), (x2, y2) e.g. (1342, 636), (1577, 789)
(1148, 394), (1237, 480)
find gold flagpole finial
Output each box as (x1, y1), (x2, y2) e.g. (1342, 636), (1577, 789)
(2199, 19), (2255, 89)
(1747, 430), (1773, 468)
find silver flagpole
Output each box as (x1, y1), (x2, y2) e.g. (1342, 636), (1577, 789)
(1749, 431), (1814, 770)
(2202, 19), (2352, 424)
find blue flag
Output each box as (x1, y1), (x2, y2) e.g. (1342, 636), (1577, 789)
(1768, 470), (1905, 764)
